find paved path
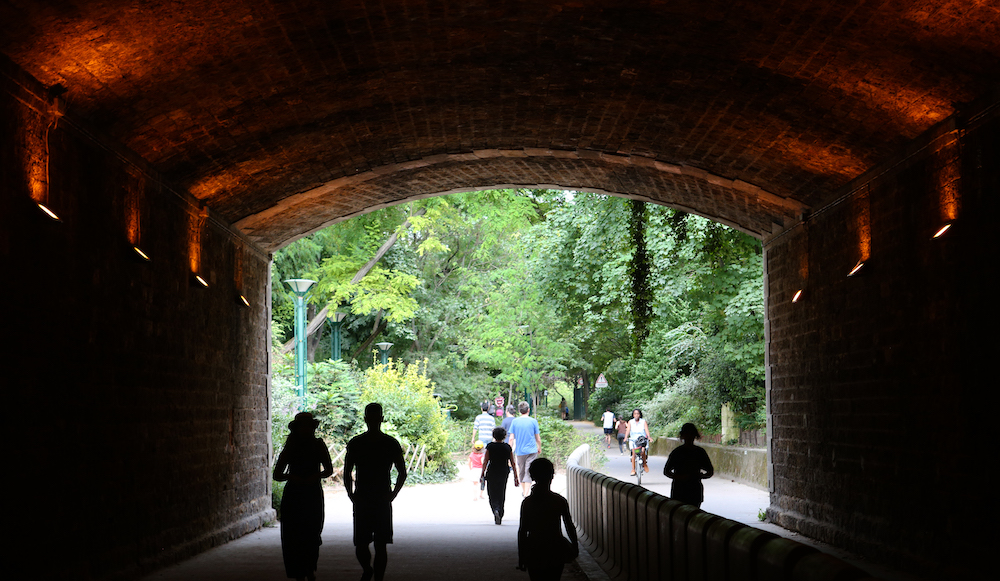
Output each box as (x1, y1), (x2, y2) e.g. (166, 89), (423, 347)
(142, 469), (589, 581)
(573, 421), (769, 526)
(142, 421), (917, 581)
(571, 421), (920, 581)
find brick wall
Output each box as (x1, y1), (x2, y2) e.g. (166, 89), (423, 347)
(762, 97), (996, 579)
(2, 58), (274, 580)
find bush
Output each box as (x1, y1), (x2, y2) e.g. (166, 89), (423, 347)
(538, 416), (592, 470)
(306, 359), (364, 446)
(360, 358), (452, 475)
(443, 417), (474, 455)
(271, 357), (365, 511)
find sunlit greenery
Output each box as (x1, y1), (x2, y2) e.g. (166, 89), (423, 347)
(271, 189), (765, 446)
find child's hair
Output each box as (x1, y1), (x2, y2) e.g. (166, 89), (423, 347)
(528, 457), (555, 482)
(492, 427), (506, 441)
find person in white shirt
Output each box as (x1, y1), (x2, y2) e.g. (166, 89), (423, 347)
(601, 407), (616, 448)
(624, 408), (651, 476)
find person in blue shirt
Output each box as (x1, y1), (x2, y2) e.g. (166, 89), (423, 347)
(509, 401), (542, 497)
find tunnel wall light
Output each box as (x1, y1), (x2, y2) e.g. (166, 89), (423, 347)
(37, 203), (61, 221)
(932, 223), (952, 239)
(847, 260), (865, 277)
(792, 289), (804, 303)
(193, 274), (209, 288)
(132, 246), (151, 261)
(239, 294), (250, 307)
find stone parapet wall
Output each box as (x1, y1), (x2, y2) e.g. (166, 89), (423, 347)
(650, 437), (767, 490)
(2, 57), (274, 580)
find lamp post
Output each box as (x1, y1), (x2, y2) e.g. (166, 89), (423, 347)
(328, 311), (347, 361)
(518, 325), (534, 415)
(284, 278), (316, 408)
(375, 341), (394, 367)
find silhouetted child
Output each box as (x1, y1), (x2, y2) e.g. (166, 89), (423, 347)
(663, 422), (714, 508)
(468, 440), (486, 500)
(517, 457), (578, 580)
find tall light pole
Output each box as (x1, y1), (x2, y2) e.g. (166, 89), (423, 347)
(328, 311), (347, 361)
(518, 325), (534, 414)
(375, 342), (394, 367)
(284, 278), (316, 409)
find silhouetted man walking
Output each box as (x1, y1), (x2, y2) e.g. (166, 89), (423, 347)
(345, 403), (407, 581)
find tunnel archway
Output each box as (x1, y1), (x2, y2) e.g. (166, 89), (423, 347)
(243, 150), (805, 252)
(2, 2), (997, 579)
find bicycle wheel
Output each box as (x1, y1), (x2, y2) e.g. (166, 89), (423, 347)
(636, 454), (642, 485)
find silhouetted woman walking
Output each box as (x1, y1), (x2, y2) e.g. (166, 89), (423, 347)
(482, 427), (519, 524)
(273, 412), (334, 581)
(517, 458), (578, 580)
(663, 422), (714, 508)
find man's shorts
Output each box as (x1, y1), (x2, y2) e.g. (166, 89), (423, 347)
(604, 427), (614, 435)
(353, 498), (393, 546)
(516, 452), (538, 483)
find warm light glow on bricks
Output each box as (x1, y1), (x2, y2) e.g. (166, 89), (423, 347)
(936, 138), (961, 228)
(188, 208), (207, 275)
(125, 175), (144, 246)
(853, 189), (871, 262)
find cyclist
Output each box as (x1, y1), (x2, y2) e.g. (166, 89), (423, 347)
(625, 408), (651, 476)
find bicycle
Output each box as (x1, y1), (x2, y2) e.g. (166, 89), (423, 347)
(631, 435), (649, 485)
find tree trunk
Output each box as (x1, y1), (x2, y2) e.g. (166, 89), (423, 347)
(350, 317), (389, 362)
(279, 206), (427, 355)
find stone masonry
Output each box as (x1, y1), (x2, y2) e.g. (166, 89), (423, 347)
(763, 98), (996, 578)
(2, 60), (274, 580)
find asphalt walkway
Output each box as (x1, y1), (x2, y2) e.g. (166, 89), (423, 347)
(574, 421), (920, 581)
(142, 421), (918, 581)
(142, 462), (589, 581)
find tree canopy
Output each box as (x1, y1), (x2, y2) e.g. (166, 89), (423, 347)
(271, 189), (765, 437)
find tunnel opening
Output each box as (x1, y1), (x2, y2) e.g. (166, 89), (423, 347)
(265, 187), (770, 506)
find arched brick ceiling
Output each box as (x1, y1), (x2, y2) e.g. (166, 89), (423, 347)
(2, 1), (997, 250)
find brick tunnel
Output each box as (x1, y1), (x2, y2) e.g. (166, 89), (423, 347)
(1, 2), (996, 579)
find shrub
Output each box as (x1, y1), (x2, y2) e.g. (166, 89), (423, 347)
(305, 359), (364, 446)
(537, 416), (592, 470)
(360, 358), (452, 476)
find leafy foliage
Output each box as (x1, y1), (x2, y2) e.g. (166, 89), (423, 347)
(360, 358), (451, 474)
(271, 189), (767, 458)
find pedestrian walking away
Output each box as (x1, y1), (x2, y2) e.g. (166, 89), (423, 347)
(472, 401), (497, 448)
(481, 427), (519, 524)
(273, 412), (334, 581)
(501, 404), (516, 445)
(615, 415), (628, 455)
(601, 407), (615, 448)
(468, 440), (486, 500)
(663, 422), (714, 508)
(344, 403), (407, 581)
(509, 401), (542, 497)
(517, 458), (579, 581)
